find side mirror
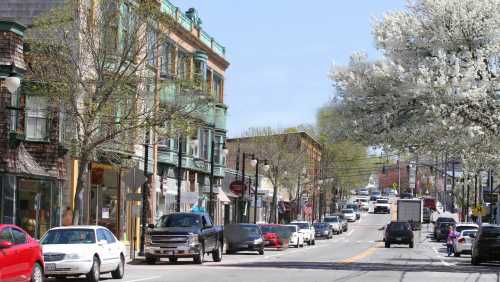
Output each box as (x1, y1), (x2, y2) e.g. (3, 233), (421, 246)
(0, 241), (13, 249)
(148, 223), (155, 229)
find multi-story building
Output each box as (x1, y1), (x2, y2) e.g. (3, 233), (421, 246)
(225, 131), (322, 223)
(0, 20), (67, 238)
(0, 1), (230, 250)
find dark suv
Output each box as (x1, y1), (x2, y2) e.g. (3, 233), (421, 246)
(436, 222), (456, 242)
(471, 224), (500, 265)
(384, 221), (414, 248)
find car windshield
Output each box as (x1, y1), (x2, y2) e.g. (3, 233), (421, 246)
(346, 204), (358, 210)
(324, 217), (338, 223)
(41, 229), (96, 245)
(456, 225), (478, 233)
(377, 199), (389, 204)
(389, 223), (409, 231)
(314, 223), (327, 229)
(291, 223), (309, 229)
(437, 217), (455, 223)
(157, 214), (202, 228)
(284, 225), (298, 233)
(462, 230), (477, 237)
(342, 209), (354, 214)
(481, 227), (500, 238)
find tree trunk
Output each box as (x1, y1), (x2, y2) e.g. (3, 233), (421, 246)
(73, 159), (90, 225)
(270, 183), (278, 224)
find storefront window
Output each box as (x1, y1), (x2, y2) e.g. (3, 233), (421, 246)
(90, 166), (120, 237)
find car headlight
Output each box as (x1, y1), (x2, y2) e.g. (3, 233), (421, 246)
(253, 238), (263, 244)
(65, 253), (80, 260)
(188, 234), (199, 246)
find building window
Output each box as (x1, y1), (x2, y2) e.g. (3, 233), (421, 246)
(147, 27), (157, 66)
(214, 135), (223, 165)
(9, 90), (20, 132)
(177, 50), (189, 79)
(25, 96), (48, 141)
(213, 73), (223, 102)
(199, 129), (209, 160)
(161, 42), (173, 77)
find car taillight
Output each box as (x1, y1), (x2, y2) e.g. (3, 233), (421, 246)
(458, 238), (465, 243)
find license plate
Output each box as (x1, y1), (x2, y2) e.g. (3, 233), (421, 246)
(45, 263), (56, 271)
(396, 237), (402, 241)
(162, 250), (174, 255)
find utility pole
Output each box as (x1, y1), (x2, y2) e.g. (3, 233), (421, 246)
(176, 137), (182, 212)
(397, 155), (401, 196)
(139, 142), (150, 256)
(466, 175), (470, 222)
(451, 161), (456, 213)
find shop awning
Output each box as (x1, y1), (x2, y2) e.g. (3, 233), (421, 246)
(13, 144), (52, 177)
(217, 189), (231, 203)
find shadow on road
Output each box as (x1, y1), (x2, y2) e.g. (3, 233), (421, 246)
(216, 260), (500, 274)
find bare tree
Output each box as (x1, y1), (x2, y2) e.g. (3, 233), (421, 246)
(25, 0), (209, 223)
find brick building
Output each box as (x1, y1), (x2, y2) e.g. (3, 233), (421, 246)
(0, 20), (67, 238)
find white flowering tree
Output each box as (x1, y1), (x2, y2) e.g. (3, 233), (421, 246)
(330, 0), (500, 169)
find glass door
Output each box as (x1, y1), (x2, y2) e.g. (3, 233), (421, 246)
(17, 179), (52, 239)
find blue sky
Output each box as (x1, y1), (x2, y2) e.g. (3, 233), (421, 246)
(176, 1), (407, 137)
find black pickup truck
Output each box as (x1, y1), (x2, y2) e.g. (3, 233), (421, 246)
(144, 212), (224, 264)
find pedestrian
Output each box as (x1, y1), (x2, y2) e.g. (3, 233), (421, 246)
(446, 225), (458, 256)
(62, 206), (73, 226)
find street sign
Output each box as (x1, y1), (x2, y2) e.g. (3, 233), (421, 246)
(124, 166), (147, 191)
(229, 180), (245, 196)
(483, 193), (498, 204)
(472, 206), (487, 217)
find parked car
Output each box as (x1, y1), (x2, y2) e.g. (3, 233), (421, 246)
(384, 221), (414, 248)
(341, 209), (357, 222)
(259, 224), (290, 249)
(374, 198), (391, 214)
(358, 189), (369, 196)
(284, 225), (304, 248)
(224, 224), (265, 255)
(0, 224), (44, 282)
(453, 229), (478, 257)
(145, 212), (223, 264)
(345, 204), (361, 220)
(433, 217), (456, 239)
(435, 222), (456, 242)
(41, 226), (125, 281)
(455, 223), (479, 233)
(323, 216), (343, 234)
(290, 221), (316, 245)
(332, 213), (349, 232)
(472, 224), (500, 265)
(313, 223), (332, 239)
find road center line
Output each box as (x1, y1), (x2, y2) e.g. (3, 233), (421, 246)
(338, 242), (382, 264)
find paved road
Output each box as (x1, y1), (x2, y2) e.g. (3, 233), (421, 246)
(52, 212), (500, 282)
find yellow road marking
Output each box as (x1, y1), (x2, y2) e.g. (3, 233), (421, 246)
(339, 242), (383, 264)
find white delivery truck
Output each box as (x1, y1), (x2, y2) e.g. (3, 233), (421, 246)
(397, 199), (423, 230)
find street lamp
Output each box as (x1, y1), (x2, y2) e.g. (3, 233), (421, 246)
(250, 155), (269, 223)
(5, 63), (20, 94)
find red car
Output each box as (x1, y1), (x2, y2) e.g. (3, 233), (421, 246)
(0, 224), (44, 282)
(259, 224), (290, 249)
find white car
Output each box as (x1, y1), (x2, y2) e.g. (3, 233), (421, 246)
(41, 226), (126, 281)
(455, 223), (479, 233)
(323, 216), (343, 234)
(341, 209), (357, 222)
(284, 225), (304, 248)
(453, 229), (478, 257)
(356, 197), (369, 211)
(374, 198), (391, 214)
(290, 221), (316, 245)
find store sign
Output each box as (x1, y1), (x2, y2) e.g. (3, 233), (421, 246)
(229, 180), (245, 196)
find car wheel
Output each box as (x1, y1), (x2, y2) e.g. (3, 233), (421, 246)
(226, 248), (233, 255)
(194, 243), (205, 264)
(145, 257), (157, 265)
(409, 241), (414, 248)
(312, 240), (316, 245)
(258, 248), (264, 255)
(86, 256), (100, 282)
(385, 242), (390, 248)
(169, 257), (178, 263)
(31, 262), (43, 282)
(296, 242), (300, 248)
(212, 242), (223, 262)
(111, 254), (125, 279)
